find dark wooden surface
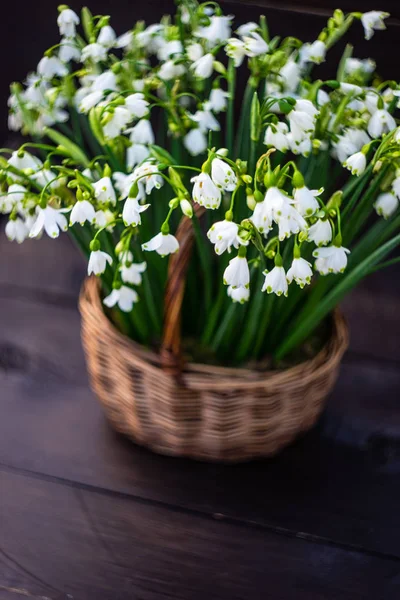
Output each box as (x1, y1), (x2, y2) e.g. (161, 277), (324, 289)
(0, 220), (399, 599)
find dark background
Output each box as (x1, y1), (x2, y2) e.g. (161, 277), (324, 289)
(0, 0), (399, 142)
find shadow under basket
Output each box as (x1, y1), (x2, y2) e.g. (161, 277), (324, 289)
(79, 276), (349, 463)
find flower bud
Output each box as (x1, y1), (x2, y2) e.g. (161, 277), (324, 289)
(90, 239), (101, 252)
(180, 199), (193, 217)
(254, 189), (264, 203)
(168, 197), (180, 209)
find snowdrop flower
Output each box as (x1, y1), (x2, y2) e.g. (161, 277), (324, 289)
(133, 162), (163, 197)
(2, 183), (27, 211)
(236, 22), (258, 36)
(211, 158), (237, 191)
(158, 60), (185, 80)
(333, 129), (370, 163)
(81, 43), (108, 63)
(127, 144), (150, 169)
(345, 57), (375, 75)
(120, 262), (147, 285)
(103, 286), (138, 312)
(225, 38), (246, 67)
(191, 53), (214, 78)
(70, 200), (96, 226)
(142, 232), (179, 256)
(103, 106), (131, 139)
(87, 249), (113, 275)
(122, 197), (150, 226)
(8, 151), (43, 176)
(191, 110), (220, 133)
(93, 177), (117, 205)
(339, 82), (363, 95)
(125, 93), (149, 119)
(195, 15), (233, 46)
(115, 31), (133, 49)
(91, 71), (118, 92)
(300, 40), (326, 64)
(59, 38), (81, 62)
(288, 100), (318, 143)
(223, 255), (250, 288)
(31, 169), (60, 189)
(243, 32), (269, 56)
(294, 186), (321, 216)
(280, 59), (301, 93)
(262, 266), (288, 296)
(374, 192), (399, 219)
(227, 285), (250, 303)
(313, 245), (350, 274)
(128, 119), (155, 145)
(37, 56), (68, 79)
(187, 42), (204, 62)
(264, 122), (290, 152)
(392, 174), (400, 199)
(361, 11), (389, 40)
(307, 219), (332, 246)
(5, 218), (29, 243)
(157, 40), (183, 61)
(343, 151), (367, 175)
(277, 206), (307, 241)
(29, 206), (68, 239)
(367, 109), (396, 139)
(78, 90), (104, 113)
(57, 8), (79, 37)
(191, 172), (221, 209)
(98, 25), (117, 48)
(204, 89), (229, 113)
(184, 128), (208, 155)
(207, 220), (243, 254)
(287, 257), (313, 288)
(94, 209), (114, 229)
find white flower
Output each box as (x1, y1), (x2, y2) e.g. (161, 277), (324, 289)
(87, 249), (113, 275)
(252, 187), (293, 234)
(227, 285), (249, 303)
(264, 122), (289, 152)
(94, 209), (114, 229)
(184, 128), (208, 156)
(223, 255), (250, 288)
(361, 11), (389, 40)
(8, 150), (43, 175)
(300, 40), (326, 64)
(98, 25), (116, 48)
(236, 22), (258, 36)
(187, 42), (204, 61)
(313, 245), (350, 274)
(91, 70), (118, 92)
(287, 257), (313, 288)
(294, 186), (321, 216)
(29, 206), (68, 239)
(5, 218), (29, 243)
(127, 144), (150, 169)
(93, 177), (117, 205)
(191, 110), (220, 133)
(211, 158), (237, 191)
(262, 266), (288, 296)
(277, 206), (307, 241)
(243, 32), (269, 56)
(142, 232), (179, 256)
(191, 172), (221, 209)
(395, 128), (400, 143)
(288, 99), (319, 142)
(70, 200), (96, 226)
(1, 183), (27, 212)
(37, 56), (68, 79)
(207, 220), (243, 255)
(103, 106), (132, 139)
(79, 90), (104, 113)
(204, 88), (229, 113)
(122, 197), (150, 226)
(125, 93), (149, 119)
(195, 15), (233, 46)
(133, 162), (163, 197)
(367, 109), (396, 139)
(128, 119), (155, 145)
(307, 219), (332, 246)
(280, 59), (301, 93)
(345, 57), (375, 75)
(59, 38), (81, 62)
(81, 43), (108, 63)
(343, 151), (367, 176)
(191, 53), (214, 78)
(57, 8), (79, 37)
(392, 175), (400, 199)
(333, 128), (370, 163)
(158, 60), (185, 80)
(31, 169), (59, 189)
(157, 40), (183, 61)
(374, 192), (399, 219)
(103, 286), (138, 312)
(120, 262), (147, 285)
(115, 31), (133, 49)
(225, 38), (246, 67)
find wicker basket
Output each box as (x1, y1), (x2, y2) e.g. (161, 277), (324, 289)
(79, 209), (349, 462)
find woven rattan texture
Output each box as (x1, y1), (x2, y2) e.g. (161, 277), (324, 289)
(80, 277), (349, 462)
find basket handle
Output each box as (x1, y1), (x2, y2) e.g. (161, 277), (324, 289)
(161, 204), (206, 375)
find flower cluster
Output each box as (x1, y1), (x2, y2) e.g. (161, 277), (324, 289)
(1, 2), (399, 361)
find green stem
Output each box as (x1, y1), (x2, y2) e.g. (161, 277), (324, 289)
(226, 59), (236, 155)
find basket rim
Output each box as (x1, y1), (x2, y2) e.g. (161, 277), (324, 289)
(79, 276), (349, 389)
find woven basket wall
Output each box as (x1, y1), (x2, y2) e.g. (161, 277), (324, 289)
(80, 276), (349, 462)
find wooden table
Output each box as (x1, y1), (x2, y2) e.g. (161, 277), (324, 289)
(0, 226), (399, 600)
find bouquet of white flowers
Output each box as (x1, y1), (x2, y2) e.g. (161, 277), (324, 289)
(2, 2), (399, 366)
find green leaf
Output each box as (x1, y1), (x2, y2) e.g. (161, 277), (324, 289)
(150, 144), (176, 165)
(44, 127), (90, 167)
(88, 107), (106, 146)
(250, 92), (261, 142)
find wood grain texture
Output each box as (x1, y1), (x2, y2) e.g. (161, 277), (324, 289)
(1, 469), (399, 600)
